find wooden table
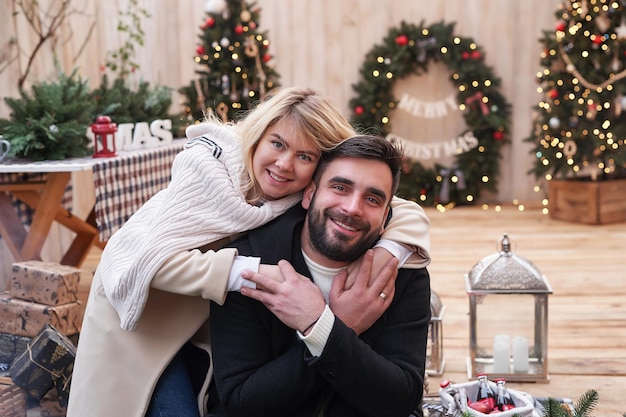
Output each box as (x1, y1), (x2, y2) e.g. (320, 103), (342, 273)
(0, 141), (185, 267)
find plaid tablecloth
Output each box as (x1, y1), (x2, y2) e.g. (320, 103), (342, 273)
(0, 140), (186, 242)
(92, 142), (185, 241)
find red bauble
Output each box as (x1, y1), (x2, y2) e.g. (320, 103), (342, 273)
(592, 34), (604, 45)
(201, 17), (215, 29)
(263, 54), (272, 63)
(395, 34), (409, 46)
(493, 131), (505, 141)
(196, 45), (206, 55)
(547, 89), (559, 99)
(234, 24), (244, 35)
(354, 105), (364, 115)
(249, 21), (257, 30)
(555, 21), (566, 32)
(462, 51), (470, 60)
(471, 50), (481, 60)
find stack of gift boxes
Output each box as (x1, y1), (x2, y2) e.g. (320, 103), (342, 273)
(0, 261), (83, 417)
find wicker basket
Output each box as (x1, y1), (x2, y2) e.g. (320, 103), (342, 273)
(0, 379), (27, 417)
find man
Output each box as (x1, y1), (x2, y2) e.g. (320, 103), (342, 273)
(208, 134), (431, 417)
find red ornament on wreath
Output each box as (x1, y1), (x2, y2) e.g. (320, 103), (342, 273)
(263, 54), (272, 63)
(592, 34), (604, 45)
(354, 105), (365, 115)
(201, 16), (215, 29)
(395, 34), (409, 46)
(234, 24), (244, 35)
(196, 45), (206, 55)
(547, 89), (559, 99)
(555, 21), (566, 32)
(493, 131), (505, 141)
(470, 50), (481, 60)
(462, 51), (470, 60)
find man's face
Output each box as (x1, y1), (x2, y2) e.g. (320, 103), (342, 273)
(301, 157), (392, 267)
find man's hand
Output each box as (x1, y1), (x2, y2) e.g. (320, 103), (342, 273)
(240, 260), (326, 333)
(329, 249), (398, 335)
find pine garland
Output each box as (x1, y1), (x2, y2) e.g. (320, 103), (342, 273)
(0, 69), (94, 161)
(349, 21), (511, 207)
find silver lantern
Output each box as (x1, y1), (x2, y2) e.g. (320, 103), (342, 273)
(426, 290), (445, 375)
(465, 234), (552, 382)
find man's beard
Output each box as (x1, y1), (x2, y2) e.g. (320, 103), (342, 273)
(306, 204), (380, 263)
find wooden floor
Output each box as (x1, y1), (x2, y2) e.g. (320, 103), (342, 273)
(77, 205), (626, 416)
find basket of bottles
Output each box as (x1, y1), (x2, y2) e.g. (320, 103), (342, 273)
(439, 374), (539, 417)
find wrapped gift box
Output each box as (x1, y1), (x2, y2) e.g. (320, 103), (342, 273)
(54, 361), (72, 408)
(40, 387), (66, 417)
(10, 261), (80, 306)
(0, 333), (31, 371)
(0, 377), (27, 417)
(0, 292), (82, 338)
(10, 325), (76, 401)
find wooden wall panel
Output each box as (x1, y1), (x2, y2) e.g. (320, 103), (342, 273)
(0, 0), (563, 204)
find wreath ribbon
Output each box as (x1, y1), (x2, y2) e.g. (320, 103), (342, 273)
(465, 92), (490, 115)
(439, 167), (466, 202)
(416, 38), (436, 62)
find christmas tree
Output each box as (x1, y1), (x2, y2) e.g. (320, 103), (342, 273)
(527, 0), (626, 182)
(179, 0), (280, 124)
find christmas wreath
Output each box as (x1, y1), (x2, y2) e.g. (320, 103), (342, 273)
(349, 21), (511, 207)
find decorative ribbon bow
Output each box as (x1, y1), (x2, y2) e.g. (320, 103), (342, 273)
(416, 37), (437, 63)
(439, 167), (467, 203)
(465, 92), (490, 115)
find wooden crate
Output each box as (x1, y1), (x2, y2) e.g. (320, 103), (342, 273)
(548, 178), (626, 224)
(0, 377), (27, 417)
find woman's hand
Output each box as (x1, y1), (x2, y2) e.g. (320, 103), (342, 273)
(343, 246), (397, 289)
(329, 249), (398, 335)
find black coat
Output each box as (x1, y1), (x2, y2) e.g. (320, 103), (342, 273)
(209, 205), (431, 417)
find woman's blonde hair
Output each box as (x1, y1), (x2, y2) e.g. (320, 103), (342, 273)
(235, 87), (356, 204)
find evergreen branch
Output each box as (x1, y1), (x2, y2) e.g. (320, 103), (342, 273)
(573, 389), (598, 417)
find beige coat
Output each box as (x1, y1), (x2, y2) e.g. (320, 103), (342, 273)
(66, 197), (431, 417)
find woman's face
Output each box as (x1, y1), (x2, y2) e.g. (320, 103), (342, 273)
(252, 118), (321, 201)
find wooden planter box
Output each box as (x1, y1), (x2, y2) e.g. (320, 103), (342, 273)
(548, 178), (626, 224)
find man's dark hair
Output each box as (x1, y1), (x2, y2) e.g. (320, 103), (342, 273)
(316, 134), (404, 200)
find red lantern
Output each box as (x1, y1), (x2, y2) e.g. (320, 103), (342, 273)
(92, 115), (117, 158)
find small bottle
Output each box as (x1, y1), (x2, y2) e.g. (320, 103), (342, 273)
(455, 386), (470, 413)
(495, 378), (516, 411)
(439, 380), (458, 415)
(475, 373), (496, 412)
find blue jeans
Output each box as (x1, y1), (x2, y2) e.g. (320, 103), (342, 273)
(145, 350), (200, 417)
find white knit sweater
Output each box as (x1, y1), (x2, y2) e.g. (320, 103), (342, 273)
(98, 124), (301, 331)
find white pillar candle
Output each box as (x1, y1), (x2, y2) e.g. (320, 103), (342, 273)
(513, 336), (529, 373)
(493, 334), (510, 373)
